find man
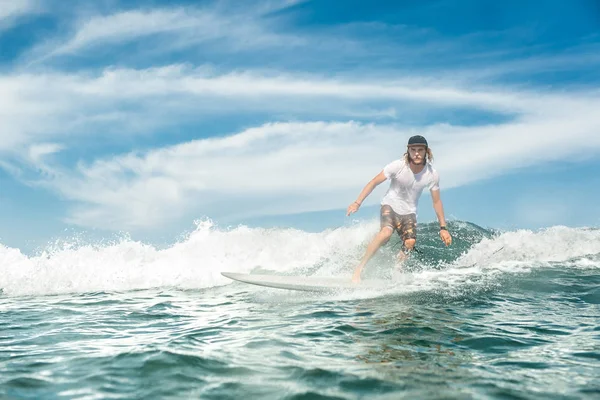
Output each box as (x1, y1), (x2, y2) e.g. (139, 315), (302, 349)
(346, 135), (452, 283)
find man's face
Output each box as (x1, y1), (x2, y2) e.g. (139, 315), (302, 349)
(408, 145), (427, 164)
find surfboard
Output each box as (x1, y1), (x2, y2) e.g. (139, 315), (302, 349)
(221, 272), (391, 292)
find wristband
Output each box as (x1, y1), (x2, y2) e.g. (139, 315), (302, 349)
(439, 226), (447, 231)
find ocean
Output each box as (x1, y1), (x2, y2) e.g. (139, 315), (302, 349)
(1, 220), (599, 399)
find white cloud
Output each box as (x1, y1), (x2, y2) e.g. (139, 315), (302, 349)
(28, 142), (62, 163)
(20, 0), (600, 92)
(27, 0), (540, 73)
(2, 0), (600, 236)
(38, 107), (600, 230)
(64, 9), (198, 51)
(1, 63), (600, 231)
(45, 121), (390, 229)
(0, 0), (39, 34)
(27, 2), (305, 63)
(0, 0), (36, 21)
(0, 65), (526, 155)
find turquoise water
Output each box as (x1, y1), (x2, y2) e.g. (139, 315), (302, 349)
(1, 221), (599, 399)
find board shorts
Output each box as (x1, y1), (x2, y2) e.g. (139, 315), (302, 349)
(380, 205), (417, 242)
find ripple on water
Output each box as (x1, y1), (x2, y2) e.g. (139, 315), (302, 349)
(458, 335), (550, 354)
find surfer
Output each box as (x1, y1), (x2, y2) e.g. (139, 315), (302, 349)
(346, 135), (452, 283)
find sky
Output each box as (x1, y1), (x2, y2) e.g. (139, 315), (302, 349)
(1, 0), (600, 253)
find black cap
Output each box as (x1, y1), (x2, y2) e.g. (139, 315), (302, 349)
(408, 135), (428, 147)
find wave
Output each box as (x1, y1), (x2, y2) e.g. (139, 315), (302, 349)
(1, 220), (599, 297)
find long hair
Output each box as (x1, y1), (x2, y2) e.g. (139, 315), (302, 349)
(404, 147), (434, 164)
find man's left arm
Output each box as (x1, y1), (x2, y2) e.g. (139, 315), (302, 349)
(431, 189), (452, 246)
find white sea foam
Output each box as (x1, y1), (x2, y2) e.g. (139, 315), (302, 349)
(1, 221), (599, 297)
(0, 219), (373, 296)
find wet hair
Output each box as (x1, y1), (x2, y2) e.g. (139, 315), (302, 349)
(404, 147), (434, 164)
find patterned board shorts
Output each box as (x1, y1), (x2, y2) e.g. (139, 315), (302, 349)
(380, 205), (417, 242)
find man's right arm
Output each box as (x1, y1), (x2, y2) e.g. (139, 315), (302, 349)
(346, 171), (387, 216)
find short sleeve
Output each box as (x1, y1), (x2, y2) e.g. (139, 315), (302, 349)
(429, 170), (440, 191)
(383, 160), (403, 179)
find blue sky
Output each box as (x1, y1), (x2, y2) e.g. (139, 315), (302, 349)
(1, 0), (600, 253)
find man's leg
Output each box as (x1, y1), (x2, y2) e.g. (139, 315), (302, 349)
(352, 227), (394, 282)
(396, 238), (416, 259)
(394, 214), (417, 271)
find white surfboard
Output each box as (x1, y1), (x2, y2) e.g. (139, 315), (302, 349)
(221, 272), (391, 292)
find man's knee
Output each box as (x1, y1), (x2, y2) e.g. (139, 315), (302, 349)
(378, 227), (394, 243)
(404, 238), (416, 250)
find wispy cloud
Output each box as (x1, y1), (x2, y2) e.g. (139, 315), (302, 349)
(2, 0), (600, 233)
(21, 0), (600, 88)
(3, 63), (600, 231)
(0, 0), (35, 20)
(21, 0), (531, 76)
(26, 2), (305, 64)
(0, 65), (525, 155)
(31, 97), (600, 230)
(28, 142), (62, 164)
(0, 0), (38, 31)
(42, 121), (394, 228)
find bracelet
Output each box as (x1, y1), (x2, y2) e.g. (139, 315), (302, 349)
(439, 226), (447, 231)
(354, 201), (361, 206)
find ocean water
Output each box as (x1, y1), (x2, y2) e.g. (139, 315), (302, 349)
(1, 220), (599, 399)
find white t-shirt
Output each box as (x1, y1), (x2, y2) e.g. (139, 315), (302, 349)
(381, 160), (440, 216)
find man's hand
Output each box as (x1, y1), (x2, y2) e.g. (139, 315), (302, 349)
(440, 229), (452, 246)
(351, 268), (362, 283)
(346, 202), (360, 216)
